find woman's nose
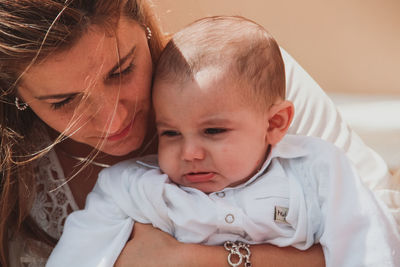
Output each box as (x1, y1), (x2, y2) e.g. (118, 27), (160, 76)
(180, 139), (205, 161)
(90, 92), (128, 135)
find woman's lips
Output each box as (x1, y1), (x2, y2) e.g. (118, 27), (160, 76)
(184, 172), (215, 183)
(106, 119), (135, 141)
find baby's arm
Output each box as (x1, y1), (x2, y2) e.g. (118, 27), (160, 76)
(316, 144), (400, 266)
(46, 180), (134, 267)
(46, 160), (172, 267)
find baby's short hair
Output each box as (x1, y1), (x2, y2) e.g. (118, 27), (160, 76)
(154, 15), (285, 109)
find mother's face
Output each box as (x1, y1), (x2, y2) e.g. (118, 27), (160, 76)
(18, 17), (153, 156)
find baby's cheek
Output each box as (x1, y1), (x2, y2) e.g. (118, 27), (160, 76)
(158, 152), (178, 179)
(158, 152), (168, 172)
(225, 159), (260, 181)
(222, 159), (246, 176)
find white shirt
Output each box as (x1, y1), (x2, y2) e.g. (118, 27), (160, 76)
(47, 135), (400, 267)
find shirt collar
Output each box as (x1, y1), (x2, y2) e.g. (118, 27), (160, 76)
(136, 154), (159, 169)
(228, 135), (309, 190)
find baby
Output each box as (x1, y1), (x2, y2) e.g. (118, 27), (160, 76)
(47, 16), (400, 267)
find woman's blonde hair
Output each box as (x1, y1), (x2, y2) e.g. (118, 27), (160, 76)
(0, 0), (165, 265)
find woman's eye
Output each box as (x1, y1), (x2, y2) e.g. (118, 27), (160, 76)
(109, 62), (135, 79)
(204, 128), (227, 135)
(161, 130), (180, 137)
(50, 96), (76, 110)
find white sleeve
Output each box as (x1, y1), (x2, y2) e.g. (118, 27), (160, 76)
(282, 48), (390, 189)
(281, 48), (399, 225)
(317, 147), (400, 267)
(46, 180), (134, 267)
(46, 162), (173, 267)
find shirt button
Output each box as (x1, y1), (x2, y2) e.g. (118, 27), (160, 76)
(225, 214), (235, 224)
(216, 192), (226, 198)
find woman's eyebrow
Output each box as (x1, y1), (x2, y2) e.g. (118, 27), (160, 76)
(107, 45), (137, 75)
(36, 92), (78, 100)
(35, 45), (137, 100)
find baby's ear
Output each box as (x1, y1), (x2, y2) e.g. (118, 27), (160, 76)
(266, 100), (294, 145)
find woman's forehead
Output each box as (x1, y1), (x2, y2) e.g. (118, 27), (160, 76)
(19, 17), (144, 96)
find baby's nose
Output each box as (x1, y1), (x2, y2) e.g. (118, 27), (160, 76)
(181, 140), (206, 161)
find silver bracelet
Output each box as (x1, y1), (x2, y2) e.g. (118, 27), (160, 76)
(224, 241), (252, 267)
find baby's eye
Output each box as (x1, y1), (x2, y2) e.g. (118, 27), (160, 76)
(204, 128), (227, 135)
(160, 130), (180, 137)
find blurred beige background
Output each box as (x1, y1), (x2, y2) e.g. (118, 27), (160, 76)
(152, 0), (400, 169)
(152, 0), (400, 96)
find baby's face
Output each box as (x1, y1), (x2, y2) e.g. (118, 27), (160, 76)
(153, 67), (271, 193)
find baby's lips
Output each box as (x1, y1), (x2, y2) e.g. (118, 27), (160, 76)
(184, 172), (215, 183)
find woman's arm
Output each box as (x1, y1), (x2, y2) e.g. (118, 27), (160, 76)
(281, 47), (391, 190)
(281, 48), (399, 226)
(115, 223), (325, 267)
(188, 242), (324, 267)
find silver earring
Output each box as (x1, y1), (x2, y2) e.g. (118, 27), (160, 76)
(146, 26), (152, 40)
(15, 97), (28, 111)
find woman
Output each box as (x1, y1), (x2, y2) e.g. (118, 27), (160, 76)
(0, 0), (394, 266)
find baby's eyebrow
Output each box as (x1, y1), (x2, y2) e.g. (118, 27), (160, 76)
(201, 118), (232, 125)
(155, 121), (174, 128)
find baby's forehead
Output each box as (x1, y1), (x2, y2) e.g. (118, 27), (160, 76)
(154, 65), (230, 91)
(191, 66), (228, 88)
(157, 70), (261, 107)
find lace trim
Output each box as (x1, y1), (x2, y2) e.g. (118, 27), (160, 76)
(30, 147), (79, 240)
(11, 126), (79, 266)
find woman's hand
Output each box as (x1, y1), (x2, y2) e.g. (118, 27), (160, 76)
(115, 223), (325, 267)
(114, 223), (185, 267)
(114, 223), (228, 267)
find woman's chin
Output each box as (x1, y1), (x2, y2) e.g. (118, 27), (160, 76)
(99, 141), (142, 157)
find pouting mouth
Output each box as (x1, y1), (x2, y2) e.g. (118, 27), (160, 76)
(183, 172), (216, 183)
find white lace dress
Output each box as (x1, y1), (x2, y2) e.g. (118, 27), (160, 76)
(9, 146), (78, 267)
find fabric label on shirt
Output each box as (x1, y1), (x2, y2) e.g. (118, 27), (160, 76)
(274, 206), (289, 224)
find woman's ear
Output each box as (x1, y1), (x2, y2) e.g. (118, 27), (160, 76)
(266, 100), (294, 145)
